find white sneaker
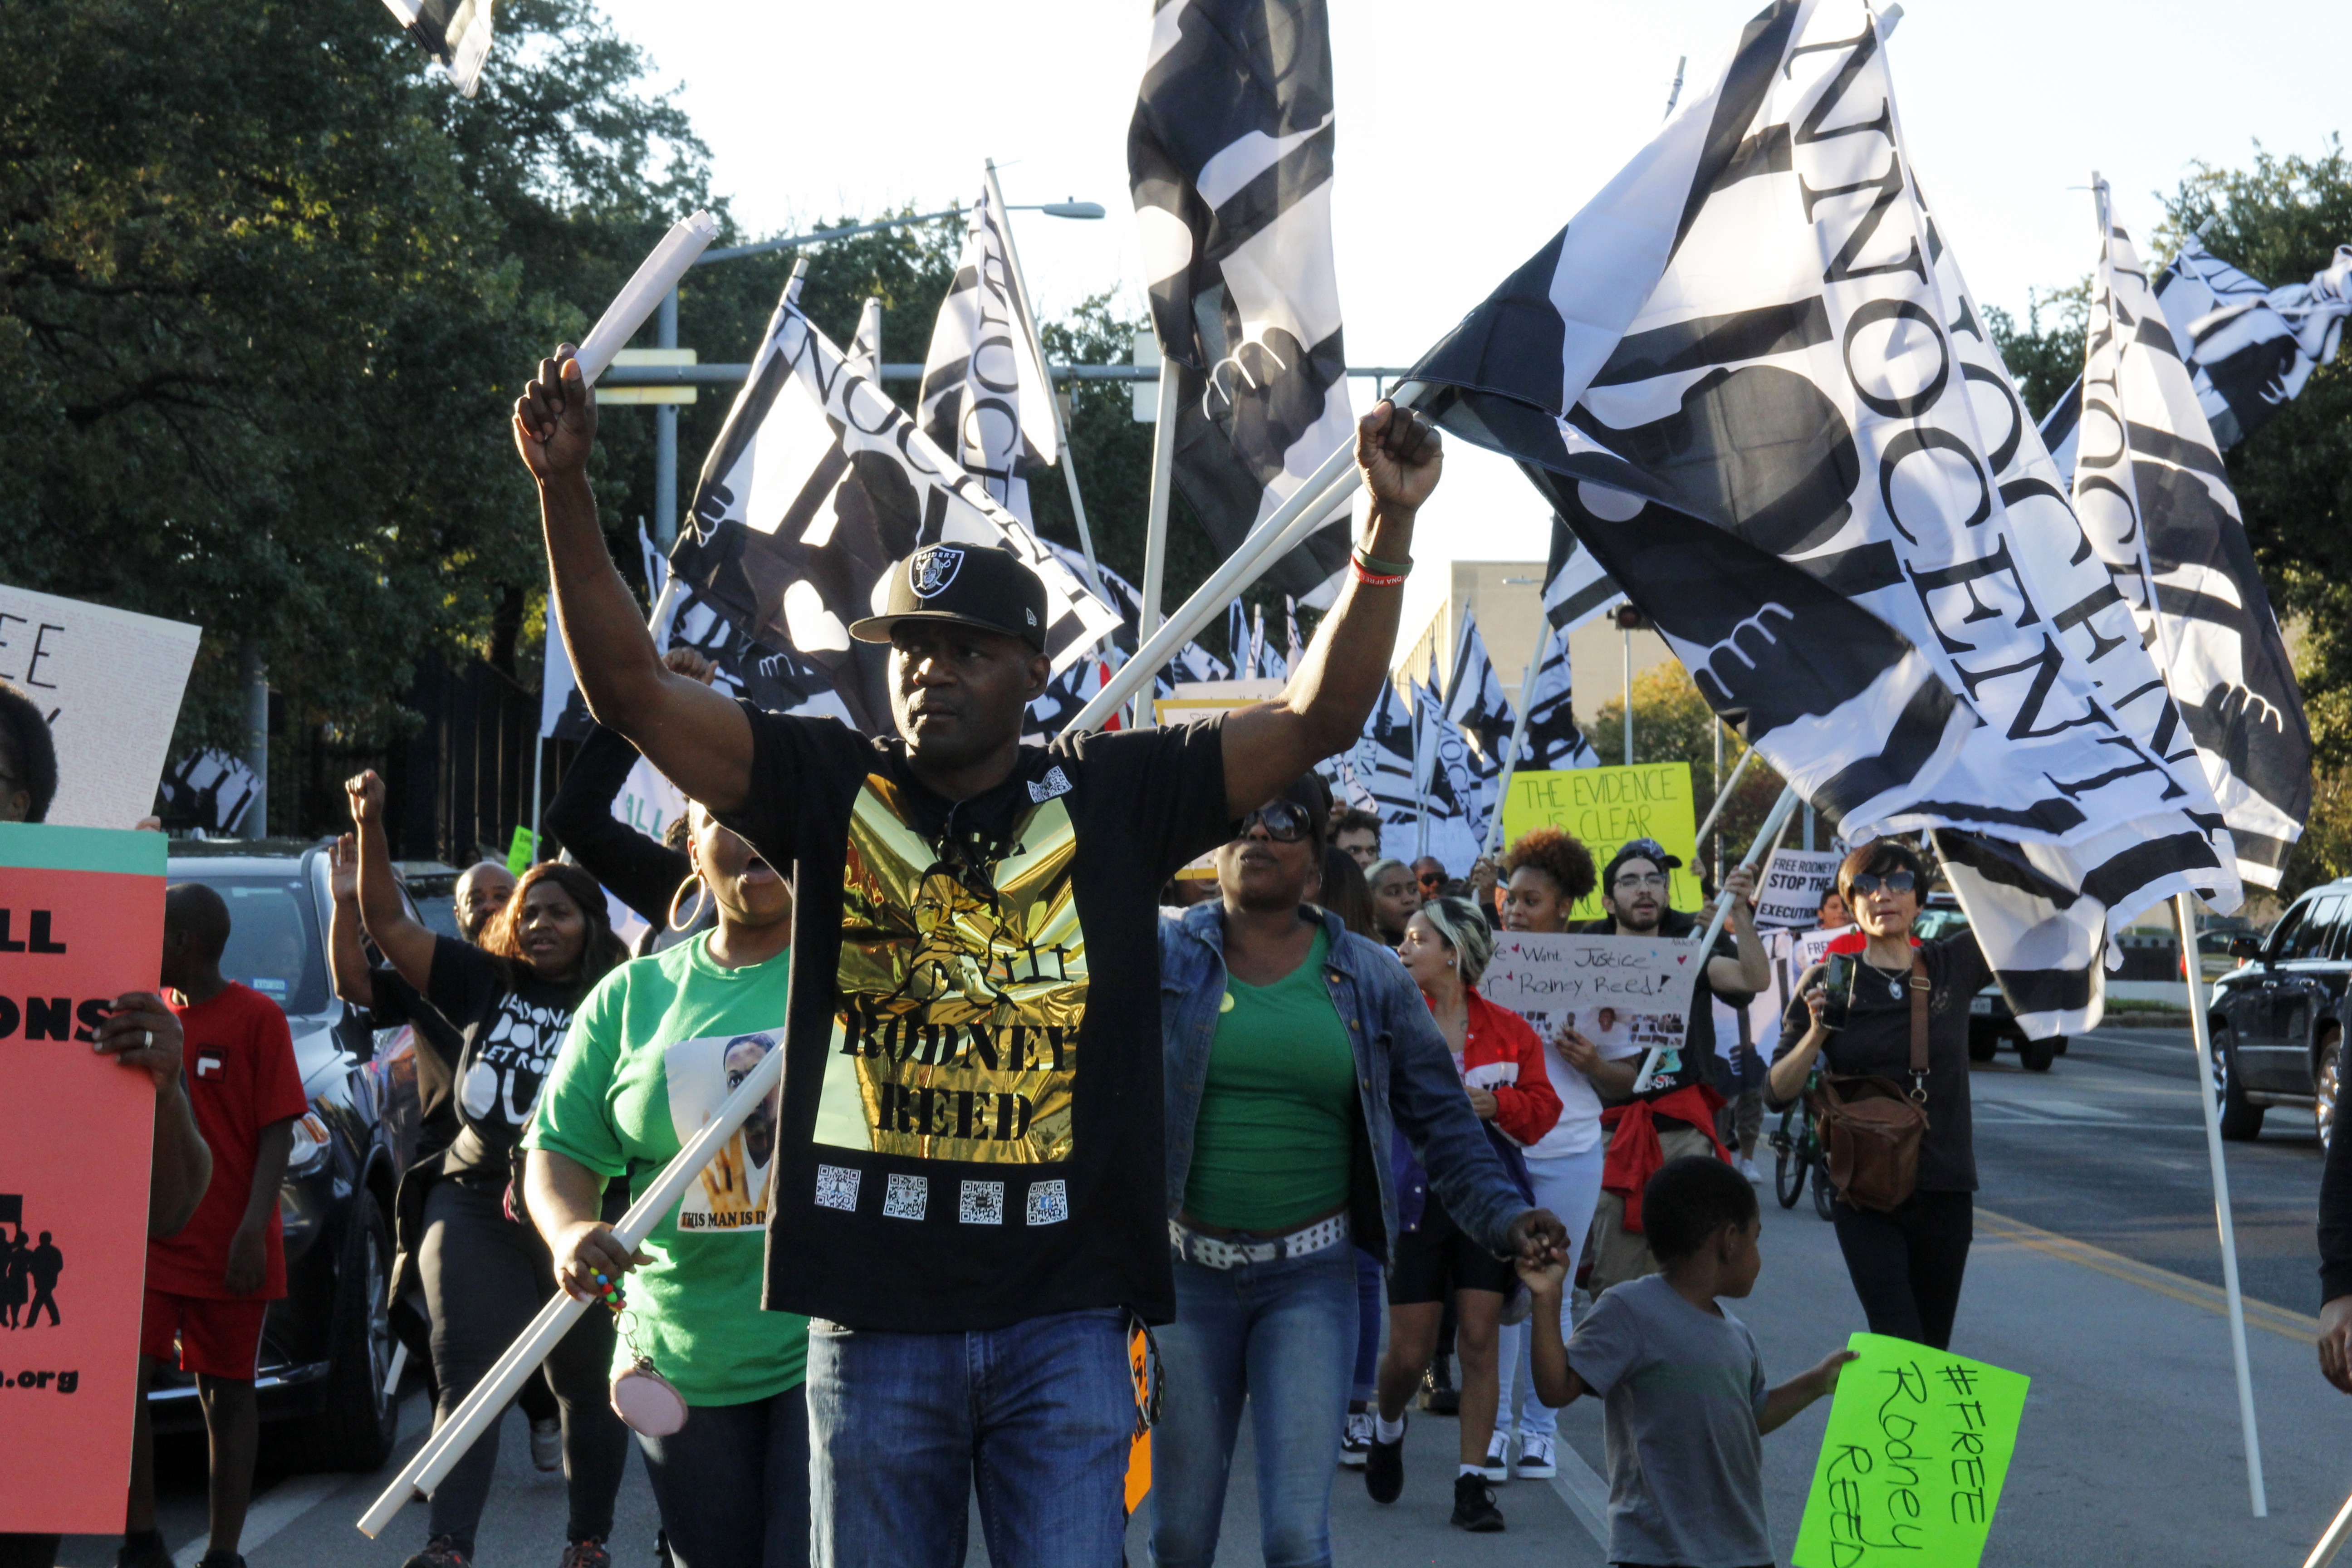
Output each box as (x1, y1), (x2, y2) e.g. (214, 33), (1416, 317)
(530, 1416), (563, 1472)
(1339, 1410), (1373, 1468)
(1480, 1430), (1512, 1483)
(1739, 1156), (1764, 1184)
(1517, 1432), (1558, 1479)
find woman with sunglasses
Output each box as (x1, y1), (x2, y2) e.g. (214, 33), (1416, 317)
(1766, 839), (1989, 1351)
(1156, 779), (1564, 1562)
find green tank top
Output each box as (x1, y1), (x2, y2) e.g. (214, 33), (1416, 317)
(1182, 926), (1358, 1232)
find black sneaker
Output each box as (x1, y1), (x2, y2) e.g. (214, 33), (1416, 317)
(558, 1540), (612, 1568)
(1365, 1414), (1406, 1504)
(195, 1556), (247, 1568)
(1452, 1471), (1505, 1532)
(400, 1536), (472, 1568)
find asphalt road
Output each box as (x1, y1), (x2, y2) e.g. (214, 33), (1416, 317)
(74, 1023), (2352, 1568)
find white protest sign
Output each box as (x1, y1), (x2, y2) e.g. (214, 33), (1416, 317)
(1480, 931), (1704, 1078)
(0, 584), (201, 830)
(1756, 848), (1843, 928)
(1793, 925), (1853, 975)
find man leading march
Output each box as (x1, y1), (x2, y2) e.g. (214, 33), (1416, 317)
(512, 344), (1571, 1568)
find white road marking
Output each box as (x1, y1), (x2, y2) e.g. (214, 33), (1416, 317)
(1543, 1434), (1612, 1548)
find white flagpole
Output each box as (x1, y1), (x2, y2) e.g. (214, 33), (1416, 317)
(1690, 745), (1759, 852)
(2305, 1492), (2352, 1568)
(358, 1042), (787, 1537)
(2176, 891), (2269, 1517)
(1627, 784), (1797, 1093)
(1483, 621), (1554, 857)
(1132, 352), (1181, 729)
(1076, 387), (1415, 734)
(983, 160), (1107, 601)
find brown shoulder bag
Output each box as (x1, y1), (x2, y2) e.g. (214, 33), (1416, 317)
(1809, 953), (1931, 1212)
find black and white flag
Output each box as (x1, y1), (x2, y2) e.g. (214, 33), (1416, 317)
(380, 0), (494, 97)
(2044, 235), (2352, 475)
(1520, 632), (1599, 771)
(918, 186), (1059, 524)
(670, 280), (1120, 733)
(1416, 685), (1490, 871)
(1445, 609), (1516, 764)
(1544, 514), (1624, 635)
(1331, 681), (1417, 861)
(1402, 0), (2239, 1035)
(849, 297), (883, 379)
(2075, 201), (2312, 885)
(1130, 0), (1354, 604)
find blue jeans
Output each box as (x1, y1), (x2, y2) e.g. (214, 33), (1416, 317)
(1150, 1244), (1357, 1568)
(1352, 1248), (1383, 1402)
(806, 1308), (1133, 1568)
(637, 1384), (809, 1568)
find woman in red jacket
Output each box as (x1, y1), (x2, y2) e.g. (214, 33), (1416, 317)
(1377, 895), (1561, 1532)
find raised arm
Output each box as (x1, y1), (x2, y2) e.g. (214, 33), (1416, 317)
(514, 347), (753, 812)
(344, 769), (437, 993)
(1706, 862), (1771, 995)
(326, 833), (373, 1009)
(1220, 402), (1441, 817)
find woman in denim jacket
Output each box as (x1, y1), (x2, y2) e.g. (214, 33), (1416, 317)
(1154, 778), (1566, 1565)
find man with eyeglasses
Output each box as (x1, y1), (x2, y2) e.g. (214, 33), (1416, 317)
(512, 346), (1572, 1568)
(1578, 839), (1769, 1296)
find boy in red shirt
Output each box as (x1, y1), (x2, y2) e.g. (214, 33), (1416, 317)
(122, 884), (309, 1568)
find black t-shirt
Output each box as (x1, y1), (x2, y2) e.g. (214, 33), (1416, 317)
(368, 964), (463, 1153)
(1573, 910), (1748, 1098)
(422, 936), (589, 1183)
(715, 704), (1232, 1332)
(1772, 931), (1990, 1192)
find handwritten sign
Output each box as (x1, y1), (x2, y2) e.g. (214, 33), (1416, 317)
(1498, 763), (1698, 920)
(0, 823), (167, 1533)
(1758, 849), (1843, 928)
(1481, 931), (1700, 1073)
(0, 583), (201, 830)
(1793, 1333), (2030, 1568)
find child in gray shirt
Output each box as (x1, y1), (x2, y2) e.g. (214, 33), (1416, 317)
(1519, 1156), (1854, 1568)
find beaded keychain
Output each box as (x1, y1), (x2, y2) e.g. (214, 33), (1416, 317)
(593, 1270), (688, 1437)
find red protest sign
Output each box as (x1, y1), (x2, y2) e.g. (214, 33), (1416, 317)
(0, 823), (166, 1535)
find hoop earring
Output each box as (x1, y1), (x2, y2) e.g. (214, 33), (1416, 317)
(668, 873), (711, 933)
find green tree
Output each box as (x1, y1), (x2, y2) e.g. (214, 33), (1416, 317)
(1587, 662), (1800, 875)
(1983, 279), (2090, 423)
(0, 0), (739, 827)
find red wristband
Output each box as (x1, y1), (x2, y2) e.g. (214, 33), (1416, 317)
(1352, 559), (1406, 588)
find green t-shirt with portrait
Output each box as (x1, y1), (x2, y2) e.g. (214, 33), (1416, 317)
(527, 939), (805, 1405)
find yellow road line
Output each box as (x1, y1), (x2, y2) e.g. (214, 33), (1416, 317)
(1973, 1205), (2318, 1343)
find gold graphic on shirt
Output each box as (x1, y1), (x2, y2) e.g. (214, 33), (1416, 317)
(814, 773), (1085, 1163)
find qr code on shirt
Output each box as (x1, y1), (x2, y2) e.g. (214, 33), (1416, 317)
(814, 1165), (860, 1213)
(882, 1173), (928, 1221)
(959, 1181), (1005, 1225)
(1026, 1180), (1068, 1226)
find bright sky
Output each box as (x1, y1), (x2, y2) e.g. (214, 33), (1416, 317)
(596, 0), (2352, 638)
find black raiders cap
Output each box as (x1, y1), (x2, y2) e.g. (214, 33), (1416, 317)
(848, 543), (1049, 652)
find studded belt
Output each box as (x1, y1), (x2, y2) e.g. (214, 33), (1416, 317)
(1168, 1213), (1350, 1270)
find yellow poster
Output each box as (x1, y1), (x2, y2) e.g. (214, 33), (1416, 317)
(1498, 763), (1700, 922)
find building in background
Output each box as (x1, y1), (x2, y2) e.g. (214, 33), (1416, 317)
(1393, 560), (1672, 704)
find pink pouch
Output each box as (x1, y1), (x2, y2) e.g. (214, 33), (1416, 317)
(610, 1358), (688, 1437)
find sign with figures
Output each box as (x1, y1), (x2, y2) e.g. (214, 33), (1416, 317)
(0, 823), (167, 1533)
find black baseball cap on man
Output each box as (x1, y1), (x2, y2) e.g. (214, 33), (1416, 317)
(849, 543), (1049, 653)
(1602, 837), (1684, 889)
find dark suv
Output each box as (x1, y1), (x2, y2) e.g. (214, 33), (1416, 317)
(2209, 877), (2352, 1146)
(152, 842), (444, 1468)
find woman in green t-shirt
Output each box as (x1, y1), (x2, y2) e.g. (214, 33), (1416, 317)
(525, 803), (805, 1568)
